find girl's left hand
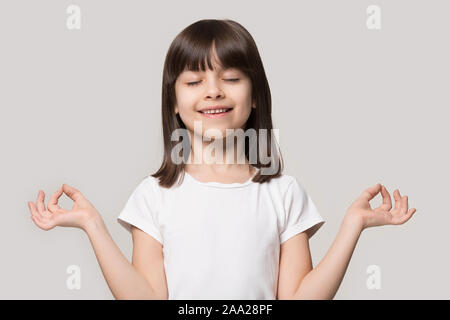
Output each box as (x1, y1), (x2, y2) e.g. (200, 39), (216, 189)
(345, 183), (417, 230)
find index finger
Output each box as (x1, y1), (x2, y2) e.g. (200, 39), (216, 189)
(48, 186), (64, 212)
(360, 183), (382, 202)
(62, 184), (84, 202)
(380, 185), (392, 210)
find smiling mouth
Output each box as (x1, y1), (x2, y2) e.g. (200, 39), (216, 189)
(198, 108), (233, 115)
(197, 108), (233, 119)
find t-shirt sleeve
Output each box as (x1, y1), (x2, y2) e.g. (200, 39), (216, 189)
(279, 177), (325, 244)
(117, 178), (163, 245)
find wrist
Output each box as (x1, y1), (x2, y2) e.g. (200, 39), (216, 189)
(82, 212), (104, 234)
(343, 212), (365, 232)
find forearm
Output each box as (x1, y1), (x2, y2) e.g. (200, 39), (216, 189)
(293, 216), (363, 300)
(83, 216), (159, 300)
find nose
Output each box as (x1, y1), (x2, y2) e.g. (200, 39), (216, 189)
(205, 80), (224, 100)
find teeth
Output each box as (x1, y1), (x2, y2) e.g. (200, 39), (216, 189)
(202, 108), (229, 114)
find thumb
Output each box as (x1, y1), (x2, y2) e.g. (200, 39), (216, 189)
(62, 184), (85, 203)
(360, 183), (382, 202)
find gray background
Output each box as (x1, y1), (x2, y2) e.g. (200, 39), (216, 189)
(1, 0), (448, 299)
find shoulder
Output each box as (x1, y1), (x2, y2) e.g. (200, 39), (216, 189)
(265, 173), (315, 204)
(124, 175), (168, 212)
(142, 174), (160, 188)
(264, 173), (298, 192)
(141, 175), (168, 194)
(257, 173), (300, 202)
(129, 175), (166, 201)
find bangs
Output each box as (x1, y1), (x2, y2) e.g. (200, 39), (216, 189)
(166, 20), (254, 82)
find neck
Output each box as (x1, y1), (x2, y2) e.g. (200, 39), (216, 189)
(185, 129), (254, 175)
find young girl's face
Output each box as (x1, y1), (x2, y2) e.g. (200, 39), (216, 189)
(174, 51), (255, 140)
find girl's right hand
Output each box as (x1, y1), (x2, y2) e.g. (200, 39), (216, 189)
(28, 184), (101, 231)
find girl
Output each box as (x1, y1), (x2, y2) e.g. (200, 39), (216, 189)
(27, 19), (416, 300)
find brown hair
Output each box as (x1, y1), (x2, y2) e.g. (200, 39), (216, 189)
(151, 19), (283, 188)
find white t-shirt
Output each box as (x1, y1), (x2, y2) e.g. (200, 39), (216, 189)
(117, 170), (325, 300)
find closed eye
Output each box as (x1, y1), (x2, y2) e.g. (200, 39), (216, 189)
(186, 81), (201, 86)
(186, 79), (240, 86)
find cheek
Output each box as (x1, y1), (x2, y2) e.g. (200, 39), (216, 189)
(232, 80), (252, 99)
(233, 86), (253, 109)
(176, 89), (197, 112)
(175, 94), (198, 128)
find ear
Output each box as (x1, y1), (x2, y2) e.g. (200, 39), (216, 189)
(252, 101), (256, 109)
(174, 104), (179, 114)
